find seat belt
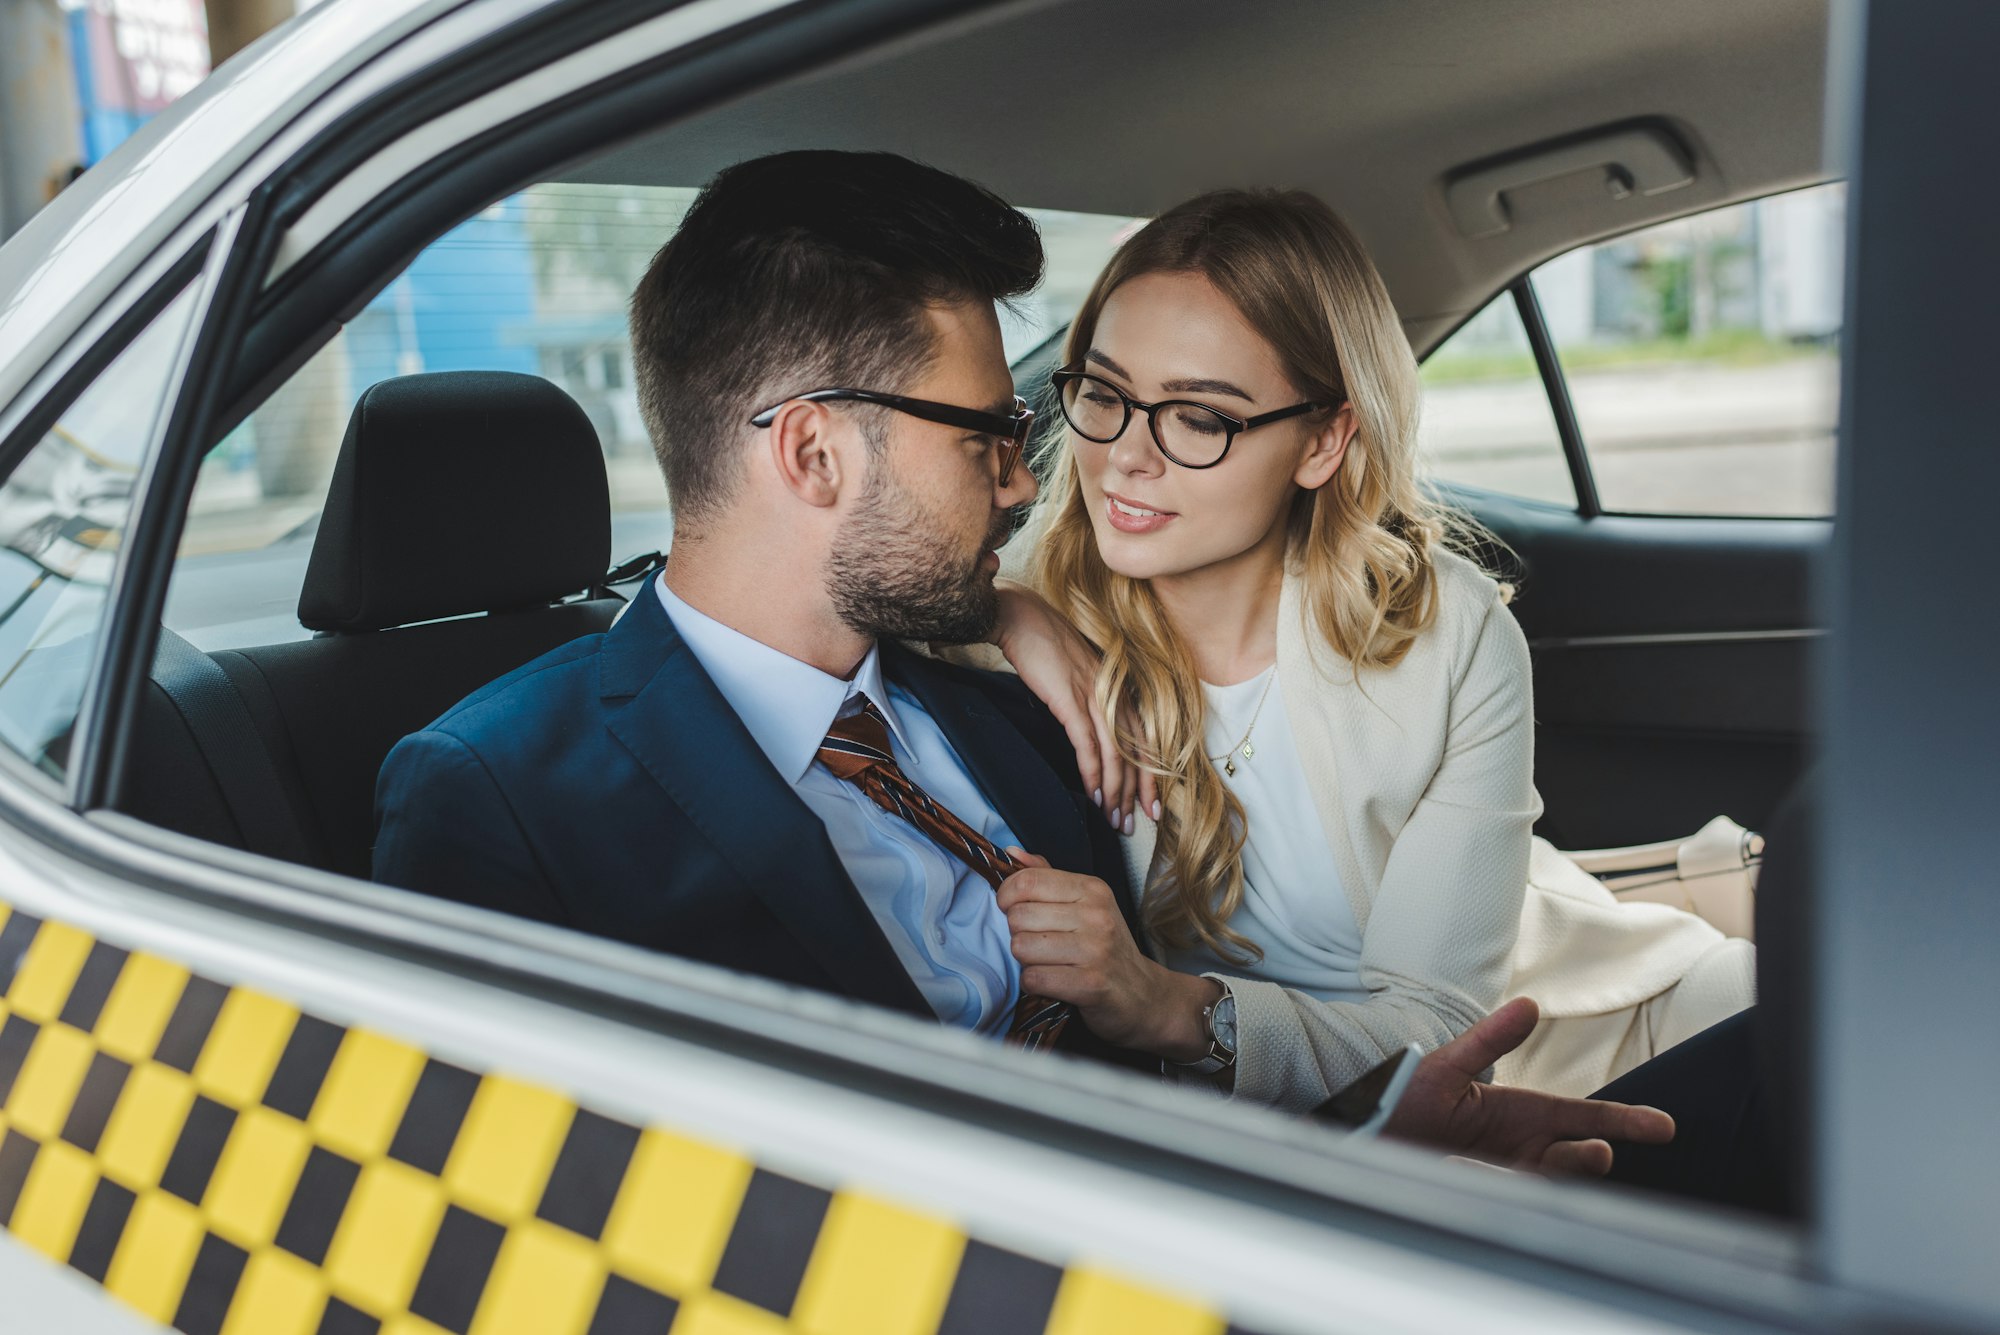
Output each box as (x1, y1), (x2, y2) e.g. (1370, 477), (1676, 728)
(588, 549), (667, 602)
(150, 627), (316, 865)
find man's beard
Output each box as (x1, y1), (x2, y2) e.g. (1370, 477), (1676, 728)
(826, 467), (1010, 645)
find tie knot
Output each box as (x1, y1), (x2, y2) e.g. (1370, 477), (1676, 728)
(819, 698), (894, 781)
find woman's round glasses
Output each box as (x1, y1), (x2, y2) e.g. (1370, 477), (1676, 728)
(1049, 368), (1329, 469)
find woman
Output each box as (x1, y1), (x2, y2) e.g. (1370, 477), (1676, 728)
(963, 188), (1753, 1108)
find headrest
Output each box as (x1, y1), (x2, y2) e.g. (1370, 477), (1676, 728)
(300, 371), (612, 634)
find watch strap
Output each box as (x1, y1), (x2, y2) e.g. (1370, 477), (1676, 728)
(1166, 982), (1237, 1076)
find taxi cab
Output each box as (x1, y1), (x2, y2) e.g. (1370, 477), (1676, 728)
(0, 0), (1992, 1332)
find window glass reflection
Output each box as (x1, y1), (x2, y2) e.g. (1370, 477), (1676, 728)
(0, 281), (198, 777)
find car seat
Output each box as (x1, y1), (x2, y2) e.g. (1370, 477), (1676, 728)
(124, 371), (628, 879)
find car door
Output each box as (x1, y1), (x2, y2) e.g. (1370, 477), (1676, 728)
(1415, 185), (1840, 851)
(27, 1), (1991, 1332)
(10, 6), (1826, 1334)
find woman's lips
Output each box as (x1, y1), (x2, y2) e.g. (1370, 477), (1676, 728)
(1103, 492), (1177, 534)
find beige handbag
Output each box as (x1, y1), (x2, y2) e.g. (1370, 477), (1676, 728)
(1565, 815), (1763, 941)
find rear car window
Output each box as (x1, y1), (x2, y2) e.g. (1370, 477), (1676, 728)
(1546, 181), (1845, 517)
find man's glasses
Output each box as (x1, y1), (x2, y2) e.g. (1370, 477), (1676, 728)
(1049, 368), (1330, 469)
(749, 389), (1034, 486)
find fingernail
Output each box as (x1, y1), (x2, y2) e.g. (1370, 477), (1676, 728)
(1123, 811), (1135, 836)
(1092, 788), (1102, 807)
(1151, 799), (1162, 821)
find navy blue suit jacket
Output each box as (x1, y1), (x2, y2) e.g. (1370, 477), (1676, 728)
(373, 588), (1143, 1048)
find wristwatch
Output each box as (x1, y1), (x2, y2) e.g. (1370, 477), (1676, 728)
(1169, 980), (1237, 1076)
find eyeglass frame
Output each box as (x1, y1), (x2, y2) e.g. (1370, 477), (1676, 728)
(1048, 367), (1335, 469)
(748, 388), (1034, 486)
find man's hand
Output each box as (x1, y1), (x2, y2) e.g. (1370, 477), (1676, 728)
(1384, 998), (1674, 1175)
(997, 849), (1214, 1059)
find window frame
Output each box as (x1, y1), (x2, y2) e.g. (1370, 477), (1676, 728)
(72, 203), (263, 818)
(0, 234), (223, 807)
(1414, 278), (1598, 516)
(1511, 278), (1604, 517)
(1815, 2), (2000, 1321)
(0, 3), (1930, 1329)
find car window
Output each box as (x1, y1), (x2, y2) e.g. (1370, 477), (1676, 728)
(0, 280), (200, 780)
(1542, 181), (1844, 517)
(1417, 293), (1576, 507)
(1000, 209), (1142, 364)
(169, 187), (1140, 651)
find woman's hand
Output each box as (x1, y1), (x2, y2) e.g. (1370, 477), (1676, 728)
(998, 849), (1214, 1059)
(991, 581), (1158, 832)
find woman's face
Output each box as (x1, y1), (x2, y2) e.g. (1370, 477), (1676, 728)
(1070, 270), (1353, 585)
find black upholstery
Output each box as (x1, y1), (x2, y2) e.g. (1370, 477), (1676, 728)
(300, 371), (611, 634)
(149, 627), (316, 864)
(125, 372), (624, 877)
(123, 684), (252, 849)
(1753, 774), (1815, 1212)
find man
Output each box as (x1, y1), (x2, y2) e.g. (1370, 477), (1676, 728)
(374, 150), (1672, 1174)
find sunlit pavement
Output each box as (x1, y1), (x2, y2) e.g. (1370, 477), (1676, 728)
(1423, 356), (1838, 513)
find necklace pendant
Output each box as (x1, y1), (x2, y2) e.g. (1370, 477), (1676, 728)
(1240, 741), (1255, 760)
(1223, 757), (1237, 777)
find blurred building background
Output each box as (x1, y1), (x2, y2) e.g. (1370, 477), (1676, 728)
(0, 0), (311, 240)
(64, 0), (211, 165)
(1438, 187), (1844, 357)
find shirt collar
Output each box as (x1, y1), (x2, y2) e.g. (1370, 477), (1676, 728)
(654, 573), (917, 783)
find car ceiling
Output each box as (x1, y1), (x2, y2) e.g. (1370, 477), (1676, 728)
(560, 0), (1832, 352)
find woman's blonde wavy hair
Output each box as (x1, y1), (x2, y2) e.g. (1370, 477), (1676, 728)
(1025, 188), (1463, 963)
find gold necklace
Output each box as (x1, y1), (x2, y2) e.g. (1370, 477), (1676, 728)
(1206, 669), (1277, 777)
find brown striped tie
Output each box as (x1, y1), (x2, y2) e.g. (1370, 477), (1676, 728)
(817, 697), (1074, 1050)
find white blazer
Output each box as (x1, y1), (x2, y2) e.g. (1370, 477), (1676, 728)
(1112, 552), (1735, 1110)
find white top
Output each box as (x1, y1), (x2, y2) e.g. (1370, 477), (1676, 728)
(1168, 669), (1366, 1001)
(1116, 555), (1725, 1111)
(655, 576), (1022, 1032)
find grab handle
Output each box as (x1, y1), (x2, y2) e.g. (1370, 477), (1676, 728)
(1446, 125), (1695, 239)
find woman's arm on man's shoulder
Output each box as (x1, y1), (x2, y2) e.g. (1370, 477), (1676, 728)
(922, 580), (1152, 829)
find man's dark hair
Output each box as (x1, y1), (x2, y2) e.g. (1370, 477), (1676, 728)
(629, 150), (1043, 525)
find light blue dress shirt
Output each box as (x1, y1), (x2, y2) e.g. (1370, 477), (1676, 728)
(655, 576), (1023, 1032)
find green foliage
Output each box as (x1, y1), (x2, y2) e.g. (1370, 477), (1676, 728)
(1649, 253), (1692, 339)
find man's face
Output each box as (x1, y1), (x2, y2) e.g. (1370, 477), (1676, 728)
(827, 300), (1038, 643)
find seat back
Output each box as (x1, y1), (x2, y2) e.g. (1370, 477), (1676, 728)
(126, 371), (627, 877)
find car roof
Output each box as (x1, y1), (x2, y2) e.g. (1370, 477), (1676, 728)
(0, 0), (1833, 414)
(563, 0), (1833, 350)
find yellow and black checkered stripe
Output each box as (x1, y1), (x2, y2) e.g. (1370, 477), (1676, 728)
(0, 901), (1266, 1335)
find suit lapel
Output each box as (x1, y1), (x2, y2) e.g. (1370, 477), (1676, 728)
(881, 644), (1093, 879)
(598, 593), (931, 1018)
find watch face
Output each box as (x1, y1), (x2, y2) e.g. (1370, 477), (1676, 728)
(1211, 992), (1238, 1051)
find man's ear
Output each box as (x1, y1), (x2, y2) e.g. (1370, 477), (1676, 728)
(1296, 402), (1358, 491)
(763, 399), (854, 508)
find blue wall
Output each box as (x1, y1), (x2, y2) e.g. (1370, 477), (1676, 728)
(347, 199), (539, 388)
